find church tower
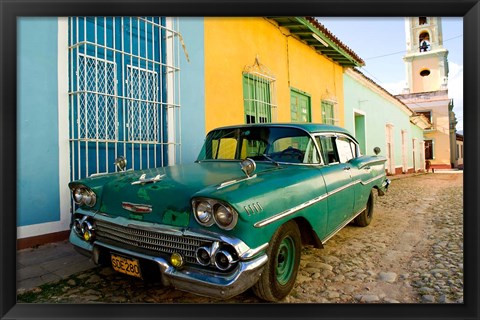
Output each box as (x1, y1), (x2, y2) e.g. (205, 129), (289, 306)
(403, 17), (449, 93)
(396, 17), (457, 170)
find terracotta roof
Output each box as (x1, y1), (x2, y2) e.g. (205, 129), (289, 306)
(304, 17), (365, 66)
(269, 17), (365, 67)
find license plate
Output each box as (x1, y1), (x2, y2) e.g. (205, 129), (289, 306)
(111, 253), (142, 279)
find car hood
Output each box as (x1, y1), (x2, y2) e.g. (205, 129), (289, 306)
(75, 161), (283, 227)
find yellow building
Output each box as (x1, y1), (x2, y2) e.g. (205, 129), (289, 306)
(203, 17), (364, 132)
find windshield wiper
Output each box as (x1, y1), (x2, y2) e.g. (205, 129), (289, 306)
(261, 154), (281, 167)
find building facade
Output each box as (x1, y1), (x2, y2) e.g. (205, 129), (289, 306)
(396, 17), (457, 169)
(203, 17), (364, 131)
(17, 17), (205, 247)
(344, 69), (428, 175)
(455, 133), (464, 169)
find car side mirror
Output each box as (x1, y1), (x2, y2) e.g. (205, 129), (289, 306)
(373, 147), (381, 155)
(240, 158), (256, 177)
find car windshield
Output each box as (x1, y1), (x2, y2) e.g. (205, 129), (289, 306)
(197, 126), (320, 164)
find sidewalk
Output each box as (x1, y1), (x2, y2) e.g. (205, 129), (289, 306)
(388, 168), (463, 181)
(17, 239), (96, 293)
(431, 168), (463, 174)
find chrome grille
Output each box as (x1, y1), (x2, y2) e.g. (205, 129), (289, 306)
(95, 220), (212, 265)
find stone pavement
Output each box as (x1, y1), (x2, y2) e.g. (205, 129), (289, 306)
(16, 240), (95, 293)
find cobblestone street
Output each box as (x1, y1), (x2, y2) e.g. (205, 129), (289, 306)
(17, 173), (463, 304)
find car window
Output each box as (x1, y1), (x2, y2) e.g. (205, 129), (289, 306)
(336, 137), (355, 163)
(198, 126), (318, 164)
(241, 140), (268, 159)
(212, 138), (237, 159)
(319, 136), (339, 165)
(303, 138), (319, 164)
(269, 136), (311, 164)
(270, 136), (307, 153)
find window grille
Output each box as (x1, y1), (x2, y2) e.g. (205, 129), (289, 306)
(126, 65), (159, 142)
(68, 17), (182, 181)
(321, 100), (336, 125)
(77, 54), (117, 141)
(242, 57), (277, 123)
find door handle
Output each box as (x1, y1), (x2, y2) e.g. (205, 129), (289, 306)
(343, 166), (351, 171)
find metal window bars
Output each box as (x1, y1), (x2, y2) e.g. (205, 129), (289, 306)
(68, 17), (181, 181)
(243, 56), (277, 123)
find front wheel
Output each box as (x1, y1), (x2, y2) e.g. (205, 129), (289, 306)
(252, 220), (301, 302)
(355, 189), (374, 227)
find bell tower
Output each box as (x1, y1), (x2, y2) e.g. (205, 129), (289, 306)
(403, 17), (449, 93)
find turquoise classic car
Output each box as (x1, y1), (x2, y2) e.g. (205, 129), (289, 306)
(69, 123), (390, 301)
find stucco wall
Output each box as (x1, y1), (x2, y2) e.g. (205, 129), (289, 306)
(204, 17), (344, 132)
(411, 56), (443, 93)
(402, 98), (452, 167)
(344, 71), (425, 173)
(179, 17), (205, 164)
(410, 124), (426, 172)
(17, 17), (61, 227)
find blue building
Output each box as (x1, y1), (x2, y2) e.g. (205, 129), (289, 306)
(17, 17), (205, 248)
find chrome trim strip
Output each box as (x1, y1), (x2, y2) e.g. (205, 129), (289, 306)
(122, 202), (153, 213)
(328, 180), (357, 196)
(358, 158), (387, 169)
(244, 202), (264, 216)
(359, 173), (385, 185)
(254, 173), (385, 228)
(254, 193), (328, 227)
(321, 207), (366, 245)
(240, 242), (269, 260)
(217, 174), (257, 189)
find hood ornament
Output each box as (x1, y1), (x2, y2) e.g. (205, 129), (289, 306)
(131, 173), (165, 185)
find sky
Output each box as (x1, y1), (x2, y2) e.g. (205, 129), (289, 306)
(317, 17), (464, 132)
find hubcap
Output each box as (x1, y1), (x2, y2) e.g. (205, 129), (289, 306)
(275, 235), (295, 285)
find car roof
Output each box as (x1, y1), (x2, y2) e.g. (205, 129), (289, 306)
(211, 123), (354, 136)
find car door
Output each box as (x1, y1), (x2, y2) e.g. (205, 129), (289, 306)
(343, 138), (370, 215)
(317, 135), (355, 236)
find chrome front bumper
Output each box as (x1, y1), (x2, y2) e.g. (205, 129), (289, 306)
(69, 231), (268, 299)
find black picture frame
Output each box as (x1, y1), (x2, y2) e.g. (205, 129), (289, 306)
(1, 0), (478, 319)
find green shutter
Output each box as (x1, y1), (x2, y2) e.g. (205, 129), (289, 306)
(290, 90), (311, 122)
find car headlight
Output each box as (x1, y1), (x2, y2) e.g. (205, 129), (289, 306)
(73, 188), (84, 203)
(214, 204), (237, 230)
(192, 198), (238, 230)
(193, 200), (214, 226)
(71, 185), (97, 207)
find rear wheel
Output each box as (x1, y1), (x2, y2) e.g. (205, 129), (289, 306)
(253, 220), (301, 302)
(355, 189), (374, 227)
